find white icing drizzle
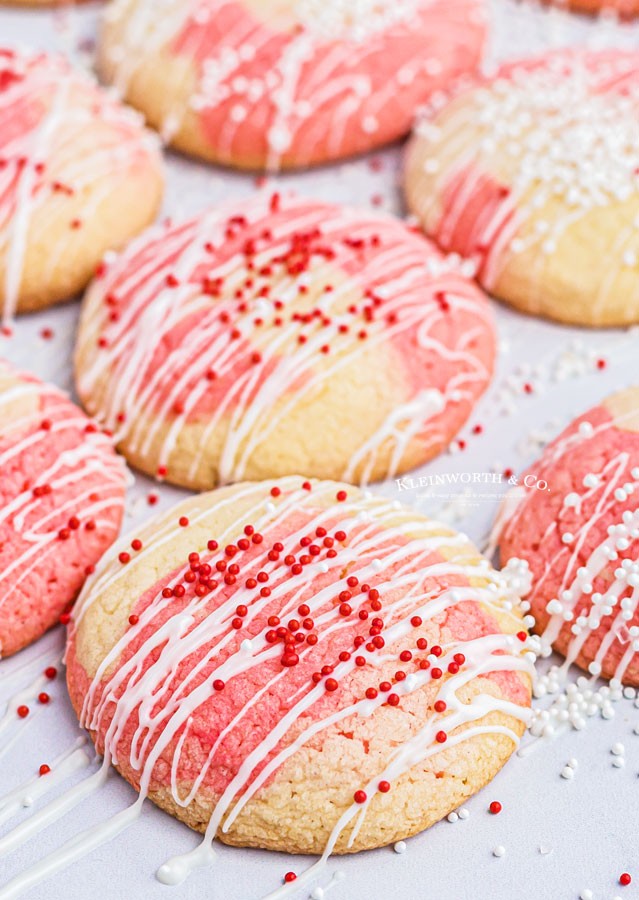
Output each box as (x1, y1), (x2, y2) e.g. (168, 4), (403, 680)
(0, 46), (160, 322)
(0, 364), (126, 656)
(499, 402), (639, 687)
(101, 0), (485, 168)
(76, 195), (493, 486)
(38, 478), (535, 898)
(410, 49), (639, 304)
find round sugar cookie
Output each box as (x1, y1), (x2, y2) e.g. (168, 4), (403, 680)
(498, 386), (639, 685)
(0, 360), (127, 658)
(97, 0), (488, 171)
(66, 478), (532, 857)
(0, 46), (164, 320)
(404, 49), (639, 327)
(74, 194), (496, 489)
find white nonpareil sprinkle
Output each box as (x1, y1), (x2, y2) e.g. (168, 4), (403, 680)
(393, 841), (407, 855)
(493, 846), (506, 858)
(580, 891), (593, 900)
(611, 743), (625, 756)
(560, 766), (574, 780)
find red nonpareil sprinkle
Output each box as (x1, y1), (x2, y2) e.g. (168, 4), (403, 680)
(620, 874), (631, 886)
(430, 668), (442, 679)
(324, 678), (338, 692)
(302, 481), (312, 490)
(128, 615), (139, 626)
(17, 706), (29, 718)
(516, 631), (527, 642)
(387, 693), (400, 707)
(39, 764), (51, 776)
(179, 516), (189, 527)
(45, 667), (57, 680)
(213, 680), (225, 692)
(489, 801), (502, 815)
(435, 731), (447, 743)
(284, 873), (296, 884)
(378, 781), (391, 793)
(148, 492), (159, 506)
(59, 612), (71, 625)
(270, 486), (281, 497)
(434, 700), (447, 713)
(336, 490), (347, 502)
(354, 790), (367, 804)
(523, 382), (533, 394)
(119, 552), (130, 564)
(596, 358), (607, 370)
(411, 616), (422, 627)
(38, 692), (50, 705)
(131, 539), (143, 551)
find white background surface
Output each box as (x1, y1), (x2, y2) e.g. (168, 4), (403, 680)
(1, 3), (639, 899)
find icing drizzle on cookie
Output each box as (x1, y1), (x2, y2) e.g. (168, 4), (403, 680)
(499, 397), (639, 685)
(409, 49), (639, 305)
(0, 46), (160, 323)
(76, 194), (494, 487)
(0, 361), (127, 657)
(8, 478), (534, 899)
(101, 0), (486, 168)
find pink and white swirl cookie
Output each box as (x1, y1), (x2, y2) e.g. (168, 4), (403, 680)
(0, 360), (127, 658)
(0, 46), (163, 321)
(74, 194), (496, 489)
(404, 49), (639, 327)
(66, 479), (532, 859)
(97, 0), (488, 171)
(498, 387), (639, 685)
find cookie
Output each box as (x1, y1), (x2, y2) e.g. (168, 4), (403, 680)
(74, 194), (496, 489)
(404, 49), (639, 327)
(0, 360), (127, 658)
(498, 386), (639, 685)
(66, 478), (532, 859)
(97, 0), (487, 171)
(0, 46), (163, 321)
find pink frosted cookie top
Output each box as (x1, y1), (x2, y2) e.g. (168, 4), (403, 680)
(413, 48), (639, 291)
(0, 360), (127, 657)
(499, 397), (639, 683)
(0, 45), (161, 322)
(77, 194), (495, 484)
(105, 0), (487, 168)
(68, 479), (531, 846)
